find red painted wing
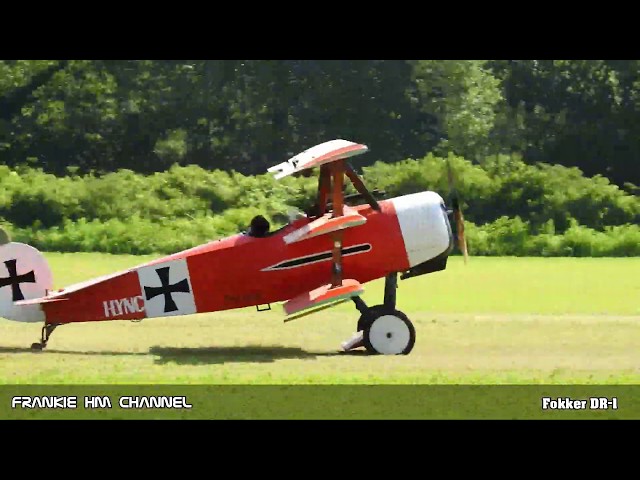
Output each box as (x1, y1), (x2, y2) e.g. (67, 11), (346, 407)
(283, 279), (363, 316)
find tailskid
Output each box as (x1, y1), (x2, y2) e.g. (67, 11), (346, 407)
(31, 323), (61, 351)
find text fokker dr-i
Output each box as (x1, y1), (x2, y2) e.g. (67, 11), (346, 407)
(0, 140), (468, 355)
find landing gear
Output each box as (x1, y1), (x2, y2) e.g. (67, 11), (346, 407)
(363, 310), (415, 355)
(343, 272), (416, 355)
(31, 323), (60, 351)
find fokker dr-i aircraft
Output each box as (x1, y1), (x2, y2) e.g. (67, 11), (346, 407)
(0, 139), (467, 355)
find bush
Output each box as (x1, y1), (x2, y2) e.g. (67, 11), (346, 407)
(1, 154), (638, 256)
(464, 218), (640, 257)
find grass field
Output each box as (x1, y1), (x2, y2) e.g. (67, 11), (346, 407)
(0, 254), (639, 385)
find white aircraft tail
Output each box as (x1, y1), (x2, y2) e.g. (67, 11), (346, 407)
(0, 238), (53, 323)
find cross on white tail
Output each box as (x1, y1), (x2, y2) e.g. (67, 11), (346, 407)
(0, 243), (53, 323)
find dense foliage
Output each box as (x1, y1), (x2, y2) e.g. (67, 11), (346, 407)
(1, 154), (638, 256)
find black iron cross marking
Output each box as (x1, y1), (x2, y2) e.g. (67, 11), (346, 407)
(143, 267), (190, 313)
(0, 259), (36, 302)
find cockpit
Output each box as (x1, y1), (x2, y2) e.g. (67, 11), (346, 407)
(245, 208), (307, 238)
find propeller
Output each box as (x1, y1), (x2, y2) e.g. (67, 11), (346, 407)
(445, 158), (469, 264)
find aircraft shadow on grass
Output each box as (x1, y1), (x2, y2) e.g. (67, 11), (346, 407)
(0, 345), (368, 365)
(149, 345), (368, 365)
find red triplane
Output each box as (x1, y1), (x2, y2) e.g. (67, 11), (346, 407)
(0, 140), (467, 355)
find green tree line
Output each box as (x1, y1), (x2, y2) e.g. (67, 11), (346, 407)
(1, 60), (640, 189)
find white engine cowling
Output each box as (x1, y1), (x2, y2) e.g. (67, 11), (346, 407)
(390, 191), (453, 268)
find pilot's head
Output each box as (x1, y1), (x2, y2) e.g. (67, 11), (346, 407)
(249, 215), (270, 237)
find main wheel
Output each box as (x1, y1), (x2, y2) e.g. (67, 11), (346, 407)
(363, 309), (415, 355)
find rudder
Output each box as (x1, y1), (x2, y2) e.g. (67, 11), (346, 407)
(0, 233), (53, 323)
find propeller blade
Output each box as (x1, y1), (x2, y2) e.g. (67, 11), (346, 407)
(446, 158), (455, 190)
(445, 158), (468, 264)
(454, 209), (468, 264)
(446, 159), (456, 197)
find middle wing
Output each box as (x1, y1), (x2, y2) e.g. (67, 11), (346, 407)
(282, 206), (366, 244)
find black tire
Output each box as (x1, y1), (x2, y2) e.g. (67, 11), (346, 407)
(357, 304), (386, 332)
(31, 342), (43, 351)
(363, 309), (415, 355)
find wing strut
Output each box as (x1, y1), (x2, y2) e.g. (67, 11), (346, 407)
(345, 162), (381, 211)
(331, 159), (345, 288)
(317, 165), (331, 217)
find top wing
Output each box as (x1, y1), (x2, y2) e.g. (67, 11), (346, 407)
(268, 139), (368, 180)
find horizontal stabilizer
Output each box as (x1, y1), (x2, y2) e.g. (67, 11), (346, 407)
(268, 140), (368, 180)
(283, 279), (364, 317)
(14, 296), (68, 306)
(283, 208), (366, 244)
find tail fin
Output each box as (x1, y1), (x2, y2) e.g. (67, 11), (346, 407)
(0, 240), (53, 323)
